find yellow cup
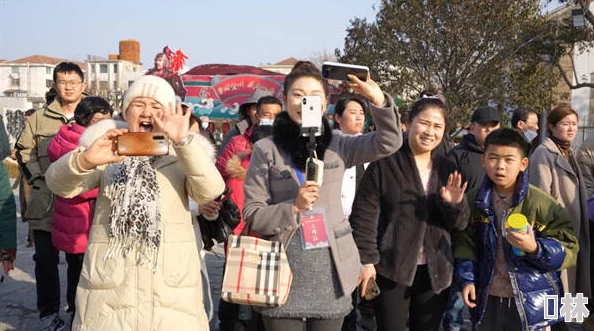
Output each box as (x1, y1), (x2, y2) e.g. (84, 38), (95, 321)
(506, 214), (528, 256)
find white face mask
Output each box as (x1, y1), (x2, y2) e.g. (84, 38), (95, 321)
(328, 119), (335, 128)
(524, 129), (538, 142)
(201, 122), (209, 129)
(259, 118), (274, 126)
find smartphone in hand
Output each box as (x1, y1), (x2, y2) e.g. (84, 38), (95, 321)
(361, 277), (381, 301)
(301, 96), (323, 137)
(322, 61), (369, 82)
(116, 132), (170, 156)
(306, 157), (324, 187)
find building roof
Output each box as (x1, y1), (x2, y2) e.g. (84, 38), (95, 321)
(274, 57), (298, 66)
(5, 54), (85, 68)
(184, 64), (283, 76)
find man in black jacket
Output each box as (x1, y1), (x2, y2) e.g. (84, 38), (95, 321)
(442, 106), (500, 331)
(446, 106), (500, 192)
(217, 89), (272, 157)
(511, 107), (539, 156)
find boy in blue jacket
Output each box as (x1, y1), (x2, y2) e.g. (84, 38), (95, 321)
(454, 128), (578, 331)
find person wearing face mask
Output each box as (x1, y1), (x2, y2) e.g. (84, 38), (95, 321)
(243, 62), (403, 331)
(183, 104), (216, 146)
(218, 90), (273, 156)
(215, 95), (282, 331)
(511, 107), (539, 155)
(44, 75), (225, 331)
(199, 116), (217, 144)
(215, 96), (282, 183)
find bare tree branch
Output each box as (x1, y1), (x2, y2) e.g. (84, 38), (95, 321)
(555, 60), (594, 88)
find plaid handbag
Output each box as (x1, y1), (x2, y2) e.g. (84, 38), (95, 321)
(221, 235), (293, 307)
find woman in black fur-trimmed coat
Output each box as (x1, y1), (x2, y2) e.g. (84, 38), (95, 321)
(243, 63), (402, 331)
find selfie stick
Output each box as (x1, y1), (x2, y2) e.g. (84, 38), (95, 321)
(301, 127), (319, 157)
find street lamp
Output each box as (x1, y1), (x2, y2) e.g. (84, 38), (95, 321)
(572, 8), (586, 28)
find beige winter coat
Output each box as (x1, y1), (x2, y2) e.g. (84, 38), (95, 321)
(45, 120), (225, 331)
(528, 137), (591, 298)
(15, 98), (76, 232)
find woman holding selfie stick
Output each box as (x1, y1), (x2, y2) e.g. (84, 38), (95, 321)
(349, 95), (470, 331)
(44, 75), (225, 331)
(243, 62), (403, 331)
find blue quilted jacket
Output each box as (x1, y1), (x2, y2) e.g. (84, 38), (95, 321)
(453, 172), (579, 331)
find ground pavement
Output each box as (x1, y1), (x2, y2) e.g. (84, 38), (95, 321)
(0, 180), (472, 331)
(0, 181), (226, 331)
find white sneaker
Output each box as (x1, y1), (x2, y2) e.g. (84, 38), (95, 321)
(39, 313), (66, 331)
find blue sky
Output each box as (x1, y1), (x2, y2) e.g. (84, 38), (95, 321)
(0, 0), (379, 69)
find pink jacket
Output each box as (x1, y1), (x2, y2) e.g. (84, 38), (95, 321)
(47, 124), (97, 253)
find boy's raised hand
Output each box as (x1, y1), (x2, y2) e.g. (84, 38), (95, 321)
(440, 171), (467, 204)
(506, 224), (538, 255)
(462, 284), (477, 308)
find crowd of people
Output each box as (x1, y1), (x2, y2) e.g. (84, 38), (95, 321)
(0, 60), (592, 331)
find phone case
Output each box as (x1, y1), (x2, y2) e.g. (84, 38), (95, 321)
(301, 96), (323, 136)
(362, 277), (381, 301)
(116, 133), (170, 156)
(322, 62), (369, 82)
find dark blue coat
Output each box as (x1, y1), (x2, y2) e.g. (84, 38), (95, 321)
(454, 172), (579, 330)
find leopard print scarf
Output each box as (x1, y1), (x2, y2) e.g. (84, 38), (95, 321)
(104, 156), (161, 271)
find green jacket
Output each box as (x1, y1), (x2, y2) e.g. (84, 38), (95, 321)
(455, 183), (578, 271)
(0, 116), (17, 257)
(15, 98), (76, 232)
(453, 178), (579, 329)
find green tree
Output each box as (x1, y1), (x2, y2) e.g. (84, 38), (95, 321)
(336, 0), (592, 127)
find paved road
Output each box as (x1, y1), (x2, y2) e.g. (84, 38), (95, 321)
(0, 215), (44, 331)
(0, 181), (226, 331)
(0, 180), (473, 331)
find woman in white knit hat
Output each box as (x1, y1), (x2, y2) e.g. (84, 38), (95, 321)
(45, 75), (225, 331)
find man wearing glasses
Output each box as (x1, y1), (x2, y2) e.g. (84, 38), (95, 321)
(15, 62), (86, 331)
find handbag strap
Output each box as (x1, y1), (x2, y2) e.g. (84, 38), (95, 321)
(241, 217), (298, 248)
(241, 220), (251, 236)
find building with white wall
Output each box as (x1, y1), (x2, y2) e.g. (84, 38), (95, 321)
(0, 43), (145, 146)
(85, 58), (143, 95)
(0, 55), (85, 105)
(548, 3), (594, 146)
(0, 55), (86, 146)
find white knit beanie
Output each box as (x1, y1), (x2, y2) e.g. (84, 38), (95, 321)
(121, 75), (176, 118)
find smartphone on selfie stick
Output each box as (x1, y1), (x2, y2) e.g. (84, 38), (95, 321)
(301, 96), (324, 187)
(322, 61), (370, 82)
